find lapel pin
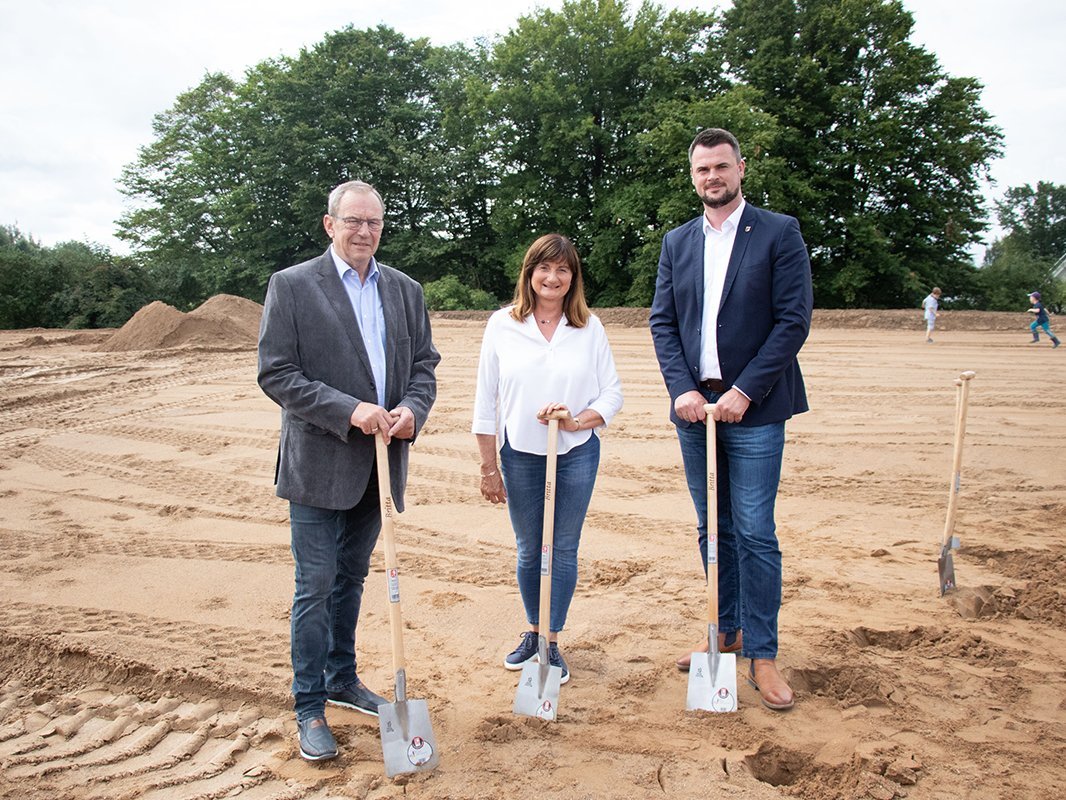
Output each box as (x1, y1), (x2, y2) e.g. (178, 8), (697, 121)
(744, 226), (752, 232)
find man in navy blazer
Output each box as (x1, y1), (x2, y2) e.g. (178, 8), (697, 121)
(650, 128), (812, 711)
(258, 180), (439, 759)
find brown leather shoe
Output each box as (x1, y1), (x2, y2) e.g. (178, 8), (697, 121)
(747, 659), (795, 711)
(675, 630), (743, 671)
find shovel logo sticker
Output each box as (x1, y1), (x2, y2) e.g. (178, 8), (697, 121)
(711, 686), (736, 712)
(387, 568), (400, 603)
(407, 735), (434, 766)
(536, 699), (555, 720)
(540, 545), (550, 576)
(693, 666), (705, 678)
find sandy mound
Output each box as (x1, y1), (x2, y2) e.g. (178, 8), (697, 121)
(99, 294), (263, 352)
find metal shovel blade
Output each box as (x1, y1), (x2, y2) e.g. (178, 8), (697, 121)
(378, 699), (439, 777)
(686, 651), (738, 712)
(938, 545), (956, 596)
(513, 638), (562, 721)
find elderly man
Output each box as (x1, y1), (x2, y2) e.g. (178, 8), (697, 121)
(650, 128), (812, 711)
(258, 180), (439, 759)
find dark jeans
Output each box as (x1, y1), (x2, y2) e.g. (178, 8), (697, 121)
(676, 410), (786, 660)
(288, 470), (380, 722)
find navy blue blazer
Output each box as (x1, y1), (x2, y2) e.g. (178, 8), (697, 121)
(649, 202), (812, 428)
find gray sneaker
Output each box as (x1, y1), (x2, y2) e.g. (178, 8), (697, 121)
(297, 716), (338, 761)
(503, 631), (539, 670)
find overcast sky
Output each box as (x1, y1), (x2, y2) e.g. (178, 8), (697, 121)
(2, 0), (1063, 261)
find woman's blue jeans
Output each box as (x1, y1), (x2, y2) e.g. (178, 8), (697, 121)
(676, 415), (785, 660)
(500, 433), (600, 633)
(288, 473), (380, 722)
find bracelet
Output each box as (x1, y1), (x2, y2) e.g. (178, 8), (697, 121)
(480, 469), (498, 478)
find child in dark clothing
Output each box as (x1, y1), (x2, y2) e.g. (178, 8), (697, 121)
(1028, 291), (1061, 348)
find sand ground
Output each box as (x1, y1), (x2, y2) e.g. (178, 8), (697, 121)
(0, 313), (1064, 799)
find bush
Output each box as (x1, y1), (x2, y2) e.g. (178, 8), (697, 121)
(423, 274), (499, 311)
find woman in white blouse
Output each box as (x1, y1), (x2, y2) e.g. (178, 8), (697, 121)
(472, 233), (623, 684)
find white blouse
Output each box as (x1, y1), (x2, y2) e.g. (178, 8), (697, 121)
(472, 306), (623, 456)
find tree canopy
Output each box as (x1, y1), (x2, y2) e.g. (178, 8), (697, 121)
(963, 181), (1066, 311)
(4, 0), (1011, 326)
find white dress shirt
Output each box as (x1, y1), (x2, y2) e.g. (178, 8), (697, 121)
(699, 200), (746, 381)
(472, 306), (623, 456)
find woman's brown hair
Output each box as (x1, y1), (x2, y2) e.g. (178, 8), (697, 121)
(510, 233), (590, 328)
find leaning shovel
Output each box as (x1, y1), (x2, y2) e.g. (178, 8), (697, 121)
(938, 371), (975, 596)
(374, 432), (440, 776)
(687, 405), (738, 712)
(513, 411), (567, 721)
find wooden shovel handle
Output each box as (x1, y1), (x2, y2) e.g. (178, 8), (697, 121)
(375, 432), (406, 675)
(703, 404), (719, 625)
(941, 372), (975, 548)
(538, 418), (560, 635)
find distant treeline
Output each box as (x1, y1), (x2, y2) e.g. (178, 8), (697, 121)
(3, 1), (1064, 329)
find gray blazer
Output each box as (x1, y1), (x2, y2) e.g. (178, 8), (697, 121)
(257, 250), (440, 512)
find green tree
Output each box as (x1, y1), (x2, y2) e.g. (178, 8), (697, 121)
(967, 182), (1066, 310)
(0, 227), (150, 328)
(0, 226), (66, 328)
(721, 0), (1002, 307)
(118, 26), (464, 302)
(423, 274), (498, 311)
(117, 71), (248, 304)
(994, 182), (1066, 262)
(488, 0), (722, 305)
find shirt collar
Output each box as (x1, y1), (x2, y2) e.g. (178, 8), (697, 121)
(330, 244), (379, 284)
(702, 199), (746, 236)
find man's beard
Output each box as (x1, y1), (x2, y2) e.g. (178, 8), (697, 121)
(699, 185), (739, 209)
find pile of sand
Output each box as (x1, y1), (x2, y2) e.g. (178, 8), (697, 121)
(99, 294), (263, 352)
(92, 296), (1029, 353)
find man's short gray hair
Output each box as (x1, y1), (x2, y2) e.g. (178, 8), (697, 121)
(328, 180), (385, 217)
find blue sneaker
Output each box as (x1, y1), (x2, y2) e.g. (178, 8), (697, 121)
(548, 642), (570, 685)
(503, 631), (539, 670)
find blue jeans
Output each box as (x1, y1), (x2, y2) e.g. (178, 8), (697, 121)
(500, 433), (600, 633)
(676, 412), (785, 660)
(289, 473), (381, 722)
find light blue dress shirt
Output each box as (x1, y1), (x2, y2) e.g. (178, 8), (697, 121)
(331, 246), (387, 407)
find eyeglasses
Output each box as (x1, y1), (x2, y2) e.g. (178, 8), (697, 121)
(335, 216), (383, 232)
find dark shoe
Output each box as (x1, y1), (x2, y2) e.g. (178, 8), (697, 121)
(747, 660), (795, 711)
(676, 630), (742, 672)
(297, 716), (338, 761)
(503, 631), (540, 671)
(548, 642), (570, 685)
(327, 677), (388, 717)
(1053, 339), (1061, 348)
